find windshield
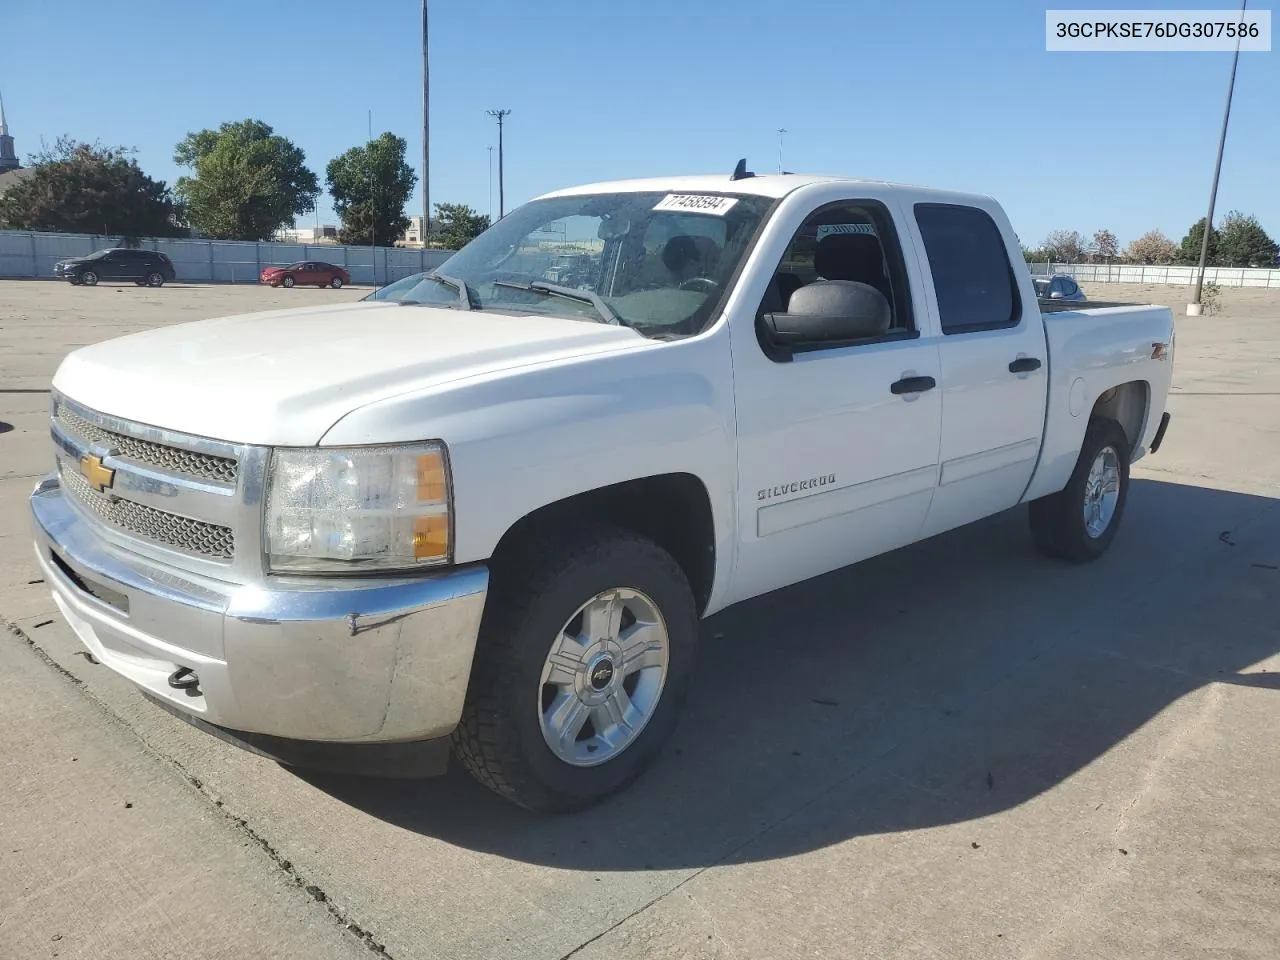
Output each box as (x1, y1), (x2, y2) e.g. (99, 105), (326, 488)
(84, 249), (112, 260)
(364, 191), (774, 337)
(1031, 277), (1051, 296)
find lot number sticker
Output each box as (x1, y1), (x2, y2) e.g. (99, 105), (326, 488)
(653, 194), (740, 216)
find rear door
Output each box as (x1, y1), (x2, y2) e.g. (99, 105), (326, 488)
(727, 188), (943, 604)
(119, 250), (147, 280)
(908, 202), (1048, 539)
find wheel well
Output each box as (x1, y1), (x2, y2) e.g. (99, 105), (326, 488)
(1091, 381), (1149, 455)
(489, 473), (717, 614)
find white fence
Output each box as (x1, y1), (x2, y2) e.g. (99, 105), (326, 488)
(1029, 261), (1280, 288)
(0, 230), (455, 285)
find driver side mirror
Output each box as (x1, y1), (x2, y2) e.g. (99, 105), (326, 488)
(759, 280), (891, 360)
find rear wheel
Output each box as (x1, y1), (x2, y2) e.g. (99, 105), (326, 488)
(330, 276), (344, 289)
(145, 271), (165, 287)
(79, 270), (99, 286)
(282, 275), (295, 288)
(1029, 417), (1130, 562)
(453, 525), (697, 812)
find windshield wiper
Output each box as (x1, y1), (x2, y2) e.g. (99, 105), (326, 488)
(406, 272), (472, 309)
(492, 280), (620, 326)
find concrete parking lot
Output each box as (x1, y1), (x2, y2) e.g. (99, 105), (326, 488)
(2, 279), (1278, 959)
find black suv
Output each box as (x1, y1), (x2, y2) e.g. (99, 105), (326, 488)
(53, 248), (177, 287)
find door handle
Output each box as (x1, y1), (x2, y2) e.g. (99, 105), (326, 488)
(890, 375), (937, 395)
(1009, 357), (1042, 373)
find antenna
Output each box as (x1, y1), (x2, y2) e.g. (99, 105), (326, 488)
(730, 158), (755, 181)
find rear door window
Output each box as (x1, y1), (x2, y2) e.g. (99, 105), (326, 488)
(914, 203), (1021, 334)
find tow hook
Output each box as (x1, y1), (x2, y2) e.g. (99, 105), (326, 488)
(168, 667), (201, 696)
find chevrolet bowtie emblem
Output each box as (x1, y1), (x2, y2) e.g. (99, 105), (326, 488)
(79, 453), (116, 493)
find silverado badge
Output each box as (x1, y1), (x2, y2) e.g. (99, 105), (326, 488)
(79, 453), (116, 493)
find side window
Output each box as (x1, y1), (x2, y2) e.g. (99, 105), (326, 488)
(914, 203), (1021, 334)
(757, 200), (915, 345)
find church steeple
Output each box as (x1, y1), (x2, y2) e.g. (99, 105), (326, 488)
(0, 91), (20, 172)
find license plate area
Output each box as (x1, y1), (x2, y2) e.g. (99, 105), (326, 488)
(50, 549), (130, 615)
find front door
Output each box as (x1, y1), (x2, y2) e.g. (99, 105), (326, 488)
(908, 202), (1049, 539)
(727, 192), (943, 604)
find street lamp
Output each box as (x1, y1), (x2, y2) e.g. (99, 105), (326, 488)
(776, 128), (787, 173)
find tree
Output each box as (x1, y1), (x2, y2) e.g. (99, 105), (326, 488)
(1124, 230), (1178, 265)
(326, 133), (417, 247)
(1043, 229), (1084, 263)
(433, 202), (490, 250)
(1089, 228), (1118, 262)
(1177, 217), (1219, 265)
(1216, 211), (1277, 267)
(0, 137), (183, 238)
(174, 120), (319, 241)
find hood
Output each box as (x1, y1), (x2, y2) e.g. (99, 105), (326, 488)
(53, 301), (648, 445)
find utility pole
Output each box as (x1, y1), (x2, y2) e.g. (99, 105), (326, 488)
(486, 109), (511, 218)
(1190, 0), (1246, 313)
(421, 0), (430, 248)
(368, 109), (375, 284)
(776, 128), (787, 173)
(488, 145), (495, 222)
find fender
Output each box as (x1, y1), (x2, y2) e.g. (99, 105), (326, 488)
(320, 326), (742, 611)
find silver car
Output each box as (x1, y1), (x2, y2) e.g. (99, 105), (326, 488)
(1031, 275), (1087, 302)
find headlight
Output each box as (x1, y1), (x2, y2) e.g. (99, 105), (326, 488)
(265, 443), (451, 573)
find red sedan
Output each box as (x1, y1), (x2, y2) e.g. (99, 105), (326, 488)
(260, 261), (350, 289)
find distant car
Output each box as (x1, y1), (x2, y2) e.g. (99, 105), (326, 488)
(53, 248), (176, 287)
(1031, 275), (1087, 302)
(260, 261), (350, 289)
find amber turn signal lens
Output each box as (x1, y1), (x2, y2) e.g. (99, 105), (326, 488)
(413, 514), (449, 560)
(417, 454), (447, 502)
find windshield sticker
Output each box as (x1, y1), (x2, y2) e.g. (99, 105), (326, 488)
(653, 194), (740, 216)
(816, 223), (877, 239)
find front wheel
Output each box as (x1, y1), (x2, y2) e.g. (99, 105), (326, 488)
(1029, 417), (1130, 562)
(281, 275), (295, 288)
(79, 270), (99, 286)
(453, 526), (697, 812)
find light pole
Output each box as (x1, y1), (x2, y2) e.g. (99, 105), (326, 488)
(421, 0), (430, 248)
(486, 109), (511, 218)
(1189, 0), (1246, 313)
(776, 128), (787, 173)
(368, 109), (375, 284)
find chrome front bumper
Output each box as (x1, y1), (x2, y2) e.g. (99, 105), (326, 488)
(31, 475), (489, 746)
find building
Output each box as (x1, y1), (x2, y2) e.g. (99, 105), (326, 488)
(0, 91), (20, 173)
(402, 215), (435, 246)
(275, 225), (340, 244)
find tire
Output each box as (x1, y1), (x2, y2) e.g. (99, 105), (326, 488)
(1029, 417), (1130, 563)
(453, 525), (698, 813)
(145, 271), (165, 287)
(281, 275), (295, 288)
(330, 276), (344, 289)
(80, 270), (99, 286)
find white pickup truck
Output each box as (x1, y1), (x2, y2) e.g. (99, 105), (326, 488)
(31, 165), (1175, 812)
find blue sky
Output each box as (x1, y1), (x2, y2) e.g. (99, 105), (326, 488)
(1, 0), (1275, 248)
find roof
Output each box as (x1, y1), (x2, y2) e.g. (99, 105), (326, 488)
(534, 171), (992, 208)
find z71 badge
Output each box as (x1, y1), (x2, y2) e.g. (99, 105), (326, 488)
(758, 474), (836, 501)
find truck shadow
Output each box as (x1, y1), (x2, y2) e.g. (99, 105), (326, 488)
(302, 477), (1280, 870)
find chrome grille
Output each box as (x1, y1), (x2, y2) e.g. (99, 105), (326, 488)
(56, 403), (238, 485)
(59, 460), (235, 560)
